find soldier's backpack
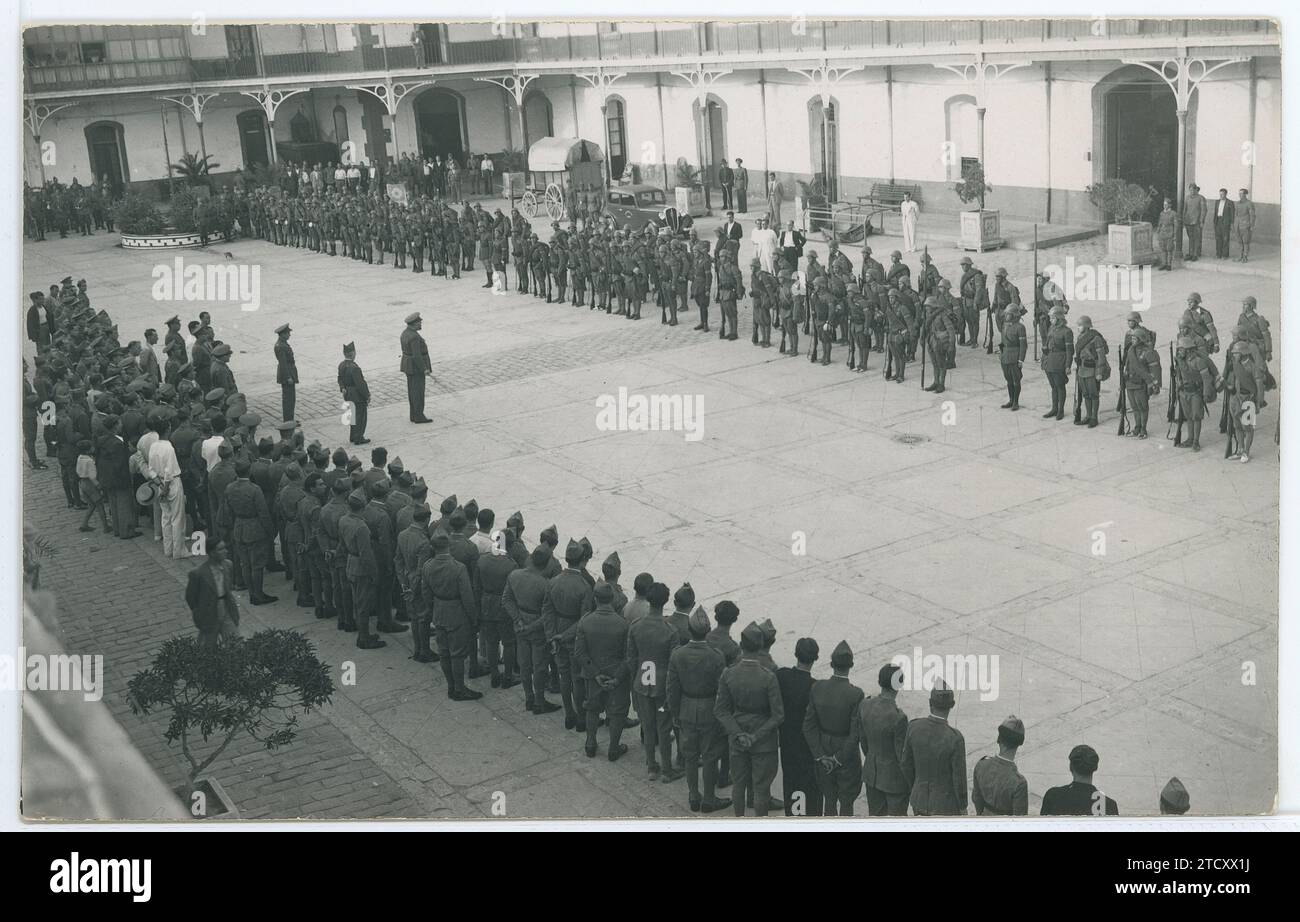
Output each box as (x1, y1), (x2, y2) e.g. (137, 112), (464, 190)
(1202, 356), (1220, 403)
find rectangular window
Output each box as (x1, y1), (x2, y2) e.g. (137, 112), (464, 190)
(960, 157), (979, 179)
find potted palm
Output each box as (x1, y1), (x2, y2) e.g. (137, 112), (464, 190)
(172, 152), (220, 199)
(1088, 178), (1158, 266)
(954, 161), (1002, 251)
(673, 158), (707, 218)
(127, 629), (334, 819)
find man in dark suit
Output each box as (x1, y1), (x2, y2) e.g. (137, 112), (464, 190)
(776, 637), (821, 816)
(721, 211), (744, 244)
(778, 220), (806, 271)
(1213, 187), (1235, 259)
(96, 414), (138, 538)
(274, 323), (297, 422)
(26, 291), (54, 352)
(1041, 744), (1119, 816)
(186, 539), (241, 649)
(717, 160), (734, 211)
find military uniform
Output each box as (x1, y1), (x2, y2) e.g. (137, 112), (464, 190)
(627, 612), (681, 777)
(667, 631), (730, 811)
(901, 714), (968, 816)
(222, 477), (276, 605)
(503, 555), (557, 712)
(399, 316), (432, 423)
(422, 541), (481, 699)
(715, 644), (784, 816)
(337, 348), (370, 444)
(854, 693), (910, 816)
(1040, 316), (1075, 420)
(574, 596), (632, 758)
(972, 755), (1029, 815)
(340, 498), (383, 647)
(803, 673), (865, 816)
(478, 545), (520, 687)
(998, 310), (1028, 410)
(543, 559), (595, 725)
(274, 327), (297, 422)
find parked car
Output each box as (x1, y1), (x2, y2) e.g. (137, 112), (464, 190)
(604, 184), (670, 232)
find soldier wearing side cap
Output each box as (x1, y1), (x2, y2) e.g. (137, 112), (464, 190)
(297, 473), (332, 622)
(274, 323), (297, 423)
(627, 582), (681, 782)
(397, 504), (438, 663)
(853, 664), (910, 816)
(901, 681), (968, 816)
(574, 581), (632, 762)
(776, 637), (821, 816)
(338, 342), (370, 445)
(667, 607), (732, 813)
(715, 622), (784, 816)
(1159, 777), (1190, 815)
(1041, 744), (1118, 815)
(504, 544), (561, 714)
(448, 510), (488, 679)
(340, 488), (386, 649)
(595, 552), (628, 616)
(319, 479), (355, 631)
(400, 313), (433, 424)
(362, 481), (407, 635)
(222, 459), (279, 606)
(802, 640), (865, 816)
(543, 539), (596, 729)
(479, 527), (521, 689)
(972, 715), (1029, 816)
(422, 531), (483, 700)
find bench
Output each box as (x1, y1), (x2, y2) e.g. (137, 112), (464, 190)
(864, 183), (922, 208)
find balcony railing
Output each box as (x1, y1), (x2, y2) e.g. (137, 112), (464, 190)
(24, 19), (1279, 94)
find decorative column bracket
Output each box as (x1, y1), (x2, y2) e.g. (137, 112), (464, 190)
(1120, 53), (1247, 112)
(240, 88), (308, 122)
(576, 69), (627, 102)
(346, 80), (433, 117)
(158, 93), (219, 125)
(474, 72), (537, 108)
(670, 66), (733, 103)
(787, 60), (863, 106)
(933, 55), (1030, 108)
(24, 101), (77, 138)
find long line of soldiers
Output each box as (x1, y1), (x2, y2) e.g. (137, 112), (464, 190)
(23, 178), (115, 241)
(28, 275), (1210, 819)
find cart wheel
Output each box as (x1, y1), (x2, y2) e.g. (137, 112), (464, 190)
(545, 183), (566, 221)
(521, 190), (539, 217)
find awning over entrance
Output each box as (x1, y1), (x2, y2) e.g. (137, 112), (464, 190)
(527, 137), (603, 173)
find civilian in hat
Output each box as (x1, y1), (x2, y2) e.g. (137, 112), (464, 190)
(627, 582), (681, 782)
(667, 606), (732, 813)
(972, 716), (1029, 816)
(1160, 777), (1190, 815)
(715, 621), (784, 816)
(400, 312), (433, 423)
(543, 539), (595, 729)
(901, 680), (968, 816)
(574, 580), (632, 761)
(274, 323), (297, 423)
(338, 342), (370, 445)
(855, 663), (910, 816)
(777, 637), (821, 816)
(479, 526), (521, 689)
(1041, 744), (1118, 815)
(421, 531), (482, 699)
(803, 640), (864, 816)
(504, 544), (561, 714)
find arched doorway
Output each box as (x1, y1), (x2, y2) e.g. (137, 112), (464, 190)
(332, 105), (351, 163)
(605, 96), (628, 180)
(522, 90), (554, 150)
(84, 121), (128, 195)
(414, 88), (466, 161)
(236, 109), (271, 168)
(1093, 65), (1184, 223)
(808, 97), (841, 202)
(943, 94), (979, 182)
(691, 94), (728, 188)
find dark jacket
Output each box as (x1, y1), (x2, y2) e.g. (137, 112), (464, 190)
(185, 558), (240, 633)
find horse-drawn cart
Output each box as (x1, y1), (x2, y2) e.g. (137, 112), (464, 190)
(519, 137), (606, 222)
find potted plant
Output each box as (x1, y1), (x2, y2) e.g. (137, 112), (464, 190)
(1087, 178), (1158, 266)
(673, 157), (707, 218)
(796, 176), (828, 236)
(954, 160), (1002, 252)
(110, 193), (166, 236)
(171, 152), (220, 199)
(127, 629), (334, 819)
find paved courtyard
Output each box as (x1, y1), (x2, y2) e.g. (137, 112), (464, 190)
(21, 211), (1279, 819)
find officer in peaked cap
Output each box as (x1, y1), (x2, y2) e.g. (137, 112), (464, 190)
(803, 640), (865, 816)
(901, 679), (968, 816)
(400, 311), (433, 424)
(274, 322), (297, 423)
(972, 715), (1029, 815)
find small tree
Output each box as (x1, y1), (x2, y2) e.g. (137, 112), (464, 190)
(954, 160), (992, 211)
(172, 152), (220, 187)
(1086, 178), (1155, 225)
(127, 629), (334, 800)
(110, 193), (166, 235)
(674, 157), (702, 188)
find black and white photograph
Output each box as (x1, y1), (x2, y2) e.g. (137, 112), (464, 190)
(7, 3), (1295, 841)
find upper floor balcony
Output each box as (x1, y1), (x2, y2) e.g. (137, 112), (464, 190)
(23, 18), (1280, 96)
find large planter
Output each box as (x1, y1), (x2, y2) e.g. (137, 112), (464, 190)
(175, 776), (240, 820)
(1103, 221), (1158, 266)
(959, 209), (1003, 251)
(675, 186), (707, 218)
(120, 228), (234, 249)
(501, 171), (525, 199)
